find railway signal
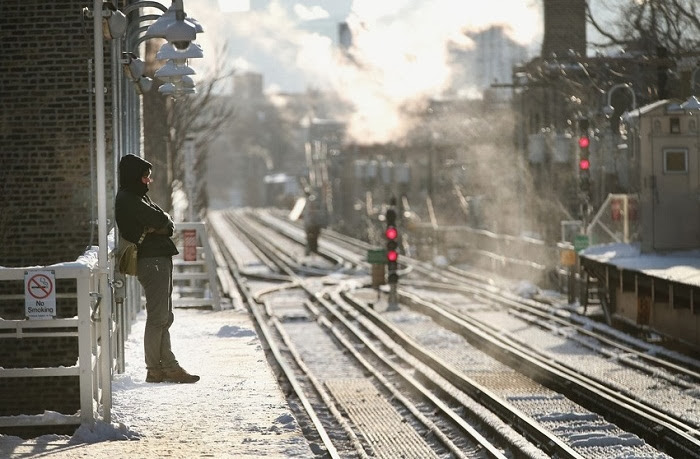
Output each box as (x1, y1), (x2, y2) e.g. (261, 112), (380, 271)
(578, 118), (590, 196)
(385, 201), (399, 310)
(385, 216), (399, 284)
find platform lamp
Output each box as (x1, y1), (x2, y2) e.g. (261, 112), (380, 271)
(144, 0), (204, 98)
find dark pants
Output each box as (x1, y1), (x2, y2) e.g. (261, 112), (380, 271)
(306, 226), (320, 254)
(137, 256), (178, 371)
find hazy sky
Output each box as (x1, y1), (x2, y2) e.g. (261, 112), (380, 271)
(173, 0), (544, 142)
(184, 0), (543, 93)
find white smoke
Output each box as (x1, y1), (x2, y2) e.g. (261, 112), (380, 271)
(188, 0), (542, 143)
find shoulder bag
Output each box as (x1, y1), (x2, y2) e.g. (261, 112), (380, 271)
(115, 230), (147, 276)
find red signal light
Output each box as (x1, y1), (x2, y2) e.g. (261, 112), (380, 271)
(578, 136), (590, 149)
(387, 250), (398, 262)
(385, 226), (398, 240)
(579, 158), (590, 170)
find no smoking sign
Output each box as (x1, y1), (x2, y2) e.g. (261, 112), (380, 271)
(25, 270), (56, 319)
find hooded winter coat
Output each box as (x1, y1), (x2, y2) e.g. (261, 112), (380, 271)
(115, 154), (178, 259)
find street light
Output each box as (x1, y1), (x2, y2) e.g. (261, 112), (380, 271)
(122, 52), (153, 94)
(144, 1), (203, 38)
(144, 0), (204, 96)
(603, 83), (637, 118)
(102, 3), (127, 39)
(155, 59), (196, 79)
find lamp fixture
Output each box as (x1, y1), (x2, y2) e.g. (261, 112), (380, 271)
(158, 79), (196, 97)
(166, 18), (197, 50)
(145, 3), (203, 39)
(135, 76), (154, 95)
(156, 42), (203, 61)
(154, 59), (196, 80)
(179, 75), (195, 89)
(122, 53), (146, 81)
(102, 4), (127, 39)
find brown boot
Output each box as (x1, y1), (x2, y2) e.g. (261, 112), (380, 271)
(162, 366), (200, 384)
(146, 369), (163, 383)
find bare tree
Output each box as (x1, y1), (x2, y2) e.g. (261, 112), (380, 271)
(167, 44), (236, 220)
(587, 0), (700, 56)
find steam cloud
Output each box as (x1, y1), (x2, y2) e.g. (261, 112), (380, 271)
(190, 0), (542, 144)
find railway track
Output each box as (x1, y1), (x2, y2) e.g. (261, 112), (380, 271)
(207, 208), (700, 458)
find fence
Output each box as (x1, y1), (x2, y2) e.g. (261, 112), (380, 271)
(409, 223), (558, 283)
(0, 247), (113, 430)
(0, 229), (148, 433)
(171, 222), (221, 310)
(0, 221), (221, 434)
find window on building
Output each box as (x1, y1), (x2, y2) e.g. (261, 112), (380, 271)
(670, 117), (681, 134)
(663, 148), (688, 174)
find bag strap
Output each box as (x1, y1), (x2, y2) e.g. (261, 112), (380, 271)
(137, 229), (147, 245)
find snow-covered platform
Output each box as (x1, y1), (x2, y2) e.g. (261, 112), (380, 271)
(582, 243), (700, 287)
(580, 243), (700, 351)
(0, 307), (314, 458)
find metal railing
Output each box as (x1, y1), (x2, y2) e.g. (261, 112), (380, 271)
(171, 222), (221, 310)
(587, 193), (640, 244)
(0, 222), (223, 432)
(0, 247), (113, 428)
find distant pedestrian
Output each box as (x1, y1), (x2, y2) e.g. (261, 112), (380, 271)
(115, 154), (200, 384)
(303, 189), (325, 255)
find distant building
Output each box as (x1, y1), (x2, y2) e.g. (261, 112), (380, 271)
(470, 26), (529, 94)
(625, 97), (700, 251)
(233, 72), (264, 100)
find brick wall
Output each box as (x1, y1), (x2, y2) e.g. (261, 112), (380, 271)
(0, 1), (117, 437)
(0, 0), (115, 268)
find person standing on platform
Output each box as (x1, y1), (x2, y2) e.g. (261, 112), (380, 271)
(115, 154), (200, 384)
(302, 188), (325, 256)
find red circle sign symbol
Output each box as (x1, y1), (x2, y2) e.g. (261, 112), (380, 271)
(28, 274), (53, 300)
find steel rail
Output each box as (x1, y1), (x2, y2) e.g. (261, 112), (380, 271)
(339, 290), (585, 459)
(396, 289), (700, 458)
(208, 215), (342, 458)
(216, 210), (512, 458)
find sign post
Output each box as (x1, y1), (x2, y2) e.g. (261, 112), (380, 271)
(367, 249), (386, 289)
(25, 270), (57, 319)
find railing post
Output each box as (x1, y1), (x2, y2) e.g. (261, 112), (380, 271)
(76, 271), (95, 425)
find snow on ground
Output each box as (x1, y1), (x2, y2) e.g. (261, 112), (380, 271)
(0, 307), (314, 458)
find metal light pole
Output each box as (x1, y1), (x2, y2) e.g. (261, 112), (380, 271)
(93, 0), (114, 422)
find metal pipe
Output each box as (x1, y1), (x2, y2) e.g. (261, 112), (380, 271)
(93, 0), (113, 423)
